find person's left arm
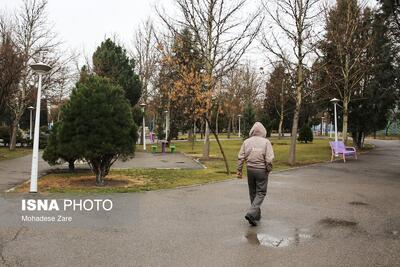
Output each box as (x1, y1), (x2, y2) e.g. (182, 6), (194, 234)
(265, 140), (274, 172)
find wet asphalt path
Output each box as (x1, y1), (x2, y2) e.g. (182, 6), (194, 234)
(0, 140), (399, 266)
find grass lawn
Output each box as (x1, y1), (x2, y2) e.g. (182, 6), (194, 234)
(177, 133), (239, 140)
(15, 137), (344, 194)
(0, 147), (31, 161)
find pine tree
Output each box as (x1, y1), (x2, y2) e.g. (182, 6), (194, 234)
(298, 124), (313, 143)
(242, 102), (256, 139)
(349, 11), (397, 147)
(93, 39), (142, 106)
(59, 75), (137, 185)
(264, 63), (291, 138)
(42, 122), (78, 171)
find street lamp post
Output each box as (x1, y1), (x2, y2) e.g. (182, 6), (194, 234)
(28, 106), (34, 140)
(140, 103), (146, 151)
(330, 98), (339, 142)
(164, 110), (169, 140)
(29, 62), (52, 193)
(238, 115), (242, 137)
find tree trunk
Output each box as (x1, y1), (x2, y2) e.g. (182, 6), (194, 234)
(278, 80), (284, 139)
(215, 112), (219, 136)
(358, 131), (363, 149)
(9, 121), (18, 151)
(232, 116), (236, 134)
(288, 65), (303, 165)
(191, 120), (196, 151)
(91, 159), (110, 185)
(205, 116), (230, 175)
(342, 97), (349, 145)
(342, 54), (350, 145)
(200, 121), (204, 139)
(278, 112), (284, 139)
(361, 132), (365, 148)
(188, 128), (193, 142)
(68, 160), (75, 172)
(95, 167), (104, 185)
(385, 122), (390, 136)
(227, 117), (231, 139)
(288, 110), (300, 165)
(202, 116), (210, 159)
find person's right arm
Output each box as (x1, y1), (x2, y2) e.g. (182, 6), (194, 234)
(237, 142), (246, 178)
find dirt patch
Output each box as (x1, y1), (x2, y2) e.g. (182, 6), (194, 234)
(319, 217), (358, 227)
(69, 175), (146, 187)
(15, 173), (147, 192)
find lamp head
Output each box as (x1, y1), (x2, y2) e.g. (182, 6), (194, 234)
(140, 103), (146, 112)
(330, 98), (340, 104)
(30, 62), (52, 74)
(28, 106), (35, 110)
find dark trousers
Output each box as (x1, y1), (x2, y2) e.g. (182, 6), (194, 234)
(246, 167), (269, 219)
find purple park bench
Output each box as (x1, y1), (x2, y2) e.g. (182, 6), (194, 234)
(329, 141), (357, 163)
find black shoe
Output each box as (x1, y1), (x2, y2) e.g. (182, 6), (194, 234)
(255, 214), (261, 221)
(245, 215), (257, 226)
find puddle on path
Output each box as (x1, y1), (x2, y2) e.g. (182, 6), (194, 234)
(243, 227), (313, 248)
(348, 201), (368, 206)
(319, 217), (358, 228)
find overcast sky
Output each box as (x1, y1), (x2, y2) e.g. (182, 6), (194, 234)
(0, 0), (175, 56)
(0, 0), (378, 69)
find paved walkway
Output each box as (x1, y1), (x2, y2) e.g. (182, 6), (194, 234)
(0, 140), (399, 266)
(0, 152), (203, 192)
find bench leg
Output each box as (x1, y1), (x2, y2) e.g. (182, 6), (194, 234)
(355, 153), (358, 160)
(331, 153), (334, 162)
(343, 154), (346, 163)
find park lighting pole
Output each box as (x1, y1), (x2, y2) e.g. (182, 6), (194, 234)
(140, 103), (146, 151)
(29, 62), (52, 193)
(238, 114), (242, 137)
(28, 106), (34, 140)
(164, 110), (169, 140)
(330, 98), (339, 142)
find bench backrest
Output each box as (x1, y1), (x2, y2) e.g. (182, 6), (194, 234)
(329, 141), (346, 153)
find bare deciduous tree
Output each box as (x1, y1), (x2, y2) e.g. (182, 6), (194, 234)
(0, 15), (23, 112)
(131, 19), (160, 103)
(261, 0), (322, 165)
(6, 0), (69, 150)
(158, 0), (264, 174)
(221, 63), (263, 137)
(322, 0), (373, 144)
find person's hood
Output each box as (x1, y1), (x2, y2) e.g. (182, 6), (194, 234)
(249, 122), (267, 138)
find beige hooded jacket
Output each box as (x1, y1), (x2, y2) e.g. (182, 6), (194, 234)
(237, 122), (274, 171)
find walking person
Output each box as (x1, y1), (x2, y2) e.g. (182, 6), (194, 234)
(237, 122), (274, 226)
